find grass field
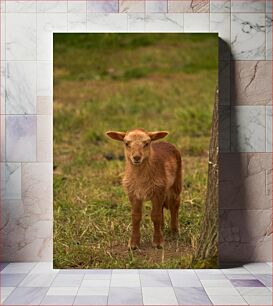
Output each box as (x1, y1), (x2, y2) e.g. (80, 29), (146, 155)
(53, 34), (218, 269)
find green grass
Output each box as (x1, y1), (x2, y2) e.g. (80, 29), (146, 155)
(53, 33), (218, 269)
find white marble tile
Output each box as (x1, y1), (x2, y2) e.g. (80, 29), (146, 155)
(1, 13), (6, 60)
(231, 0), (266, 13)
(37, 61), (52, 97)
(231, 13), (266, 60)
(204, 286), (240, 296)
(1, 287), (15, 303)
(46, 287), (78, 296)
(37, 96), (52, 115)
(6, 13), (36, 60)
(68, 0), (86, 13)
(266, 0), (272, 12)
(222, 267), (251, 274)
(29, 262), (58, 274)
(146, 0), (167, 13)
(210, 0), (231, 12)
(201, 279), (233, 287)
(128, 13), (145, 32)
(266, 106), (272, 152)
(119, 0), (144, 13)
(6, 61), (36, 114)
(37, 115), (53, 162)
(87, 0), (118, 13)
(110, 274), (140, 287)
(1, 63), (6, 113)
(210, 13), (231, 44)
(22, 162), (53, 219)
(142, 287), (178, 305)
(6, 115), (36, 162)
(68, 13), (87, 31)
(237, 287), (272, 296)
(184, 13), (209, 32)
(243, 295), (272, 305)
(231, 106), (266, 152)
(19, 273), (56, 287)
(37, 13), (68, 61)
(82, 279), (110, 287)
(0, 0), (6, 13)
(77, 286), (109, 296)
(87, 13), (127, 32)
(6, 1), (37, 12)
(209, 295), (247, 305)
(52, 274), (84, 287)
(1, 115), (5, 161)
(266, 14), (272, 60)
(37, 1), (67, 13)
(244, 262), (272, 274)
(4, 163), (21, 199)
(144, 13), (183, 32)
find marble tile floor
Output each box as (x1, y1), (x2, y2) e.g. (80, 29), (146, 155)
(0, 262), (272, 305)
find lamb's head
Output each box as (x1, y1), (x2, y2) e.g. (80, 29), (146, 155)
(105, 129), (168, 166)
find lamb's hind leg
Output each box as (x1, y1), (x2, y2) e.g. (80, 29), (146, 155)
(169, 195), (180, 234)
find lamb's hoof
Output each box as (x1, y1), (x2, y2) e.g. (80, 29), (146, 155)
(152, 242), (164, 249)
(170, 228), (180, 235)
(128, 240), (140, 250)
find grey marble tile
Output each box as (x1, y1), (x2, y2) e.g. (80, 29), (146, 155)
(3, 287), (48, 305)
(231, 279), (265, 287)
(231, 106), (265, 152)
(37, 115), (53, 162)
(231, 61), (272, 106)
(231, 13), (266, 60)
(174, 287), (212, 305)
(266, 13), (272, 60)
(0, 263), (9, 271)
(144, 13), (183, 32)
(19, 273), (57, 287)
(41, 295), (75, 305)
(231, 0), (266, 13)
(210, 0), (231, 12)
(266, 106), (272, 152)
(1, 116), (5, 162)
(5, 62), (36, 115)
(140, 271), (171, 287)
(6, 13), (36, 60)
(255, 274), (273, 287)
(87, 13), (127, 32)
(108, 287), (143, 305)
(6, 61), (36, 114)
(1, 64), (6, 114)
(74, 295), (108, 305)
(266, 0), (272, 12)
(219, 59), (230, 105)
(1, 273), (27, 287)
(146, 0), (167, 13)
(4, 163), (21, 199)
(87, 0), (118, 13)
(6, 115), (36, 162)
(219, 153), (272, 210)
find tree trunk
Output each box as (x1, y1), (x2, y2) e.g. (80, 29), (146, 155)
(194, 87), (219, 262)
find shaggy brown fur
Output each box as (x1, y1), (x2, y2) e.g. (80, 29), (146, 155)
(106, 129), (182, 249)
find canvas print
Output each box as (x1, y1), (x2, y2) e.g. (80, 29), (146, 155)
(53, 33), (218, 269)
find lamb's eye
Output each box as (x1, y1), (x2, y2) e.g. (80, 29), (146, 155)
(125, 142), (130, 147)
(144, 143), (149, 148)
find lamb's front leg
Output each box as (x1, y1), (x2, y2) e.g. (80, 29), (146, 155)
(128, 196), (143, 250)
(151, 195), (164, 248)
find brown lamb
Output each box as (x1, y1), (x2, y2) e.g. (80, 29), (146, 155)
(106, 128), (182, 249)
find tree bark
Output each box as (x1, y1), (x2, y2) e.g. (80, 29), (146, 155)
(194, 87), (219, 262)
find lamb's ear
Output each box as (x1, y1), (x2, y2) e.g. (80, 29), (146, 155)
(105, 131), (126, 141)
(148, 131), (169, 141)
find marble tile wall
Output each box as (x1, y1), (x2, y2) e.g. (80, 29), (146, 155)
(0, 0), (272, 264)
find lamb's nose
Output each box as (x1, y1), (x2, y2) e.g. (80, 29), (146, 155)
(133, 155), (141, 162)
